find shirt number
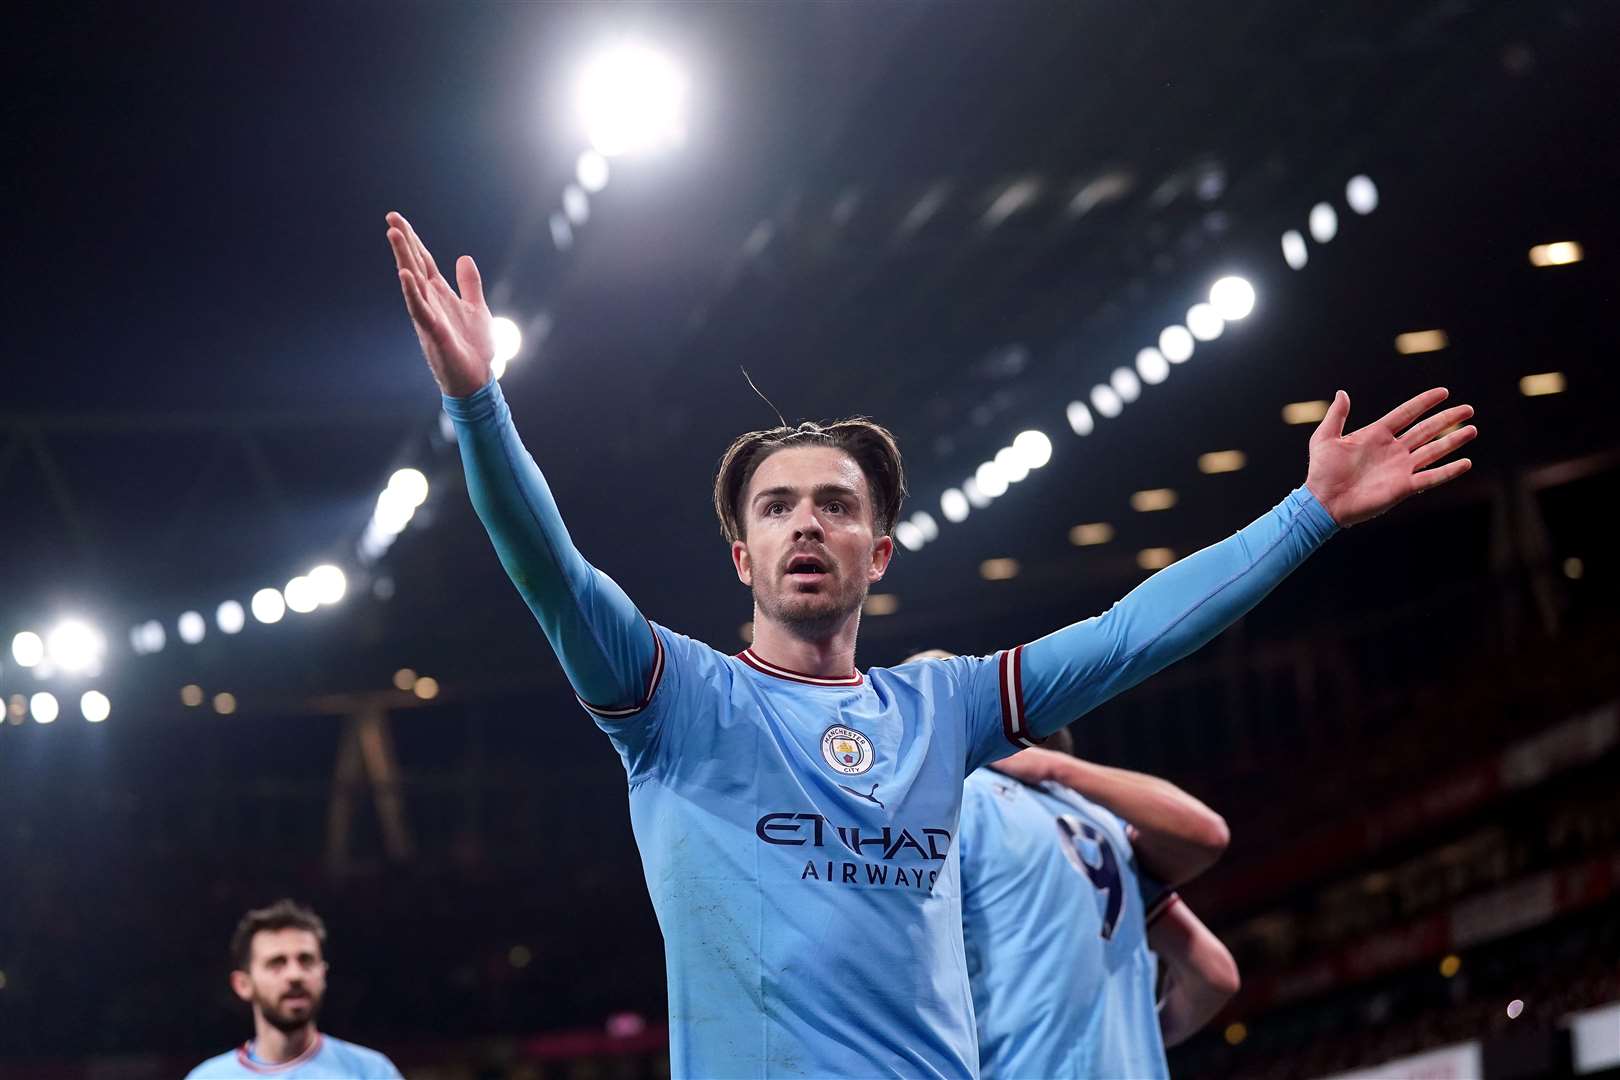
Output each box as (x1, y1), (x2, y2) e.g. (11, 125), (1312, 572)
(1054, 815), (1123, 940)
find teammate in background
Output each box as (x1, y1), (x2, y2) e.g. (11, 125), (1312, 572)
(186, 900), (401, 1079)
(963, 718), (1238, 1075)
(911, 647), (1240, 1073)
(385, 211), (1474, 1077)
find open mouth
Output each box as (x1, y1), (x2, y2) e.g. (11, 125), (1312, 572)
(785, 555), (829, 579)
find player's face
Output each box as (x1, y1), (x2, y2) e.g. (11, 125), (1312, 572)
(231, 928), (328, 1033)
(733, 446), (893, 639)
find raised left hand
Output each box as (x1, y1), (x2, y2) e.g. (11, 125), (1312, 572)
(1305, 387), (1476, 527)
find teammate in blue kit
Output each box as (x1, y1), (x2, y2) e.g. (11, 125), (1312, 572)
(954, 719), (1242, 1078)
(186, 900), (401, 1079)
(385, 211), (1475, 1077)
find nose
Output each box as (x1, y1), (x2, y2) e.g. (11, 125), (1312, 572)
(789, 500), (824, 542)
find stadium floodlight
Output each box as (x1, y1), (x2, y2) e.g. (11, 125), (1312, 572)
(31, 692), (59, 724)
(12, 631), (45, 668)
(81, 690), (110, 723)
(910, 512), (939, 542)
(1309, 202), (1338, 244)
(894, 521), (925, 551)
(284, 576), (320, 614)
(308, 565), (347, 605)
(576, 42), (689, 158)
(577, 149), (610, 193)
(1090, 384), (1124, 419)
(994, 447), (1030, 484)
(562, 184), (590, 227)
(373, 488), (416, 537)
(1186, 303), (1225, 341)
(178, 611), (206, 645)
(1209, 276), (1256, 320)
(940, 488), (970, 523)
(490, 317), (523, 380)
(1066, 401), (1095, 436)
(1282, 230), (1308, 270)
(1346, 175), (1379, 215)
(1159, 326), (1195, 364)
(961, 478), (991, 509)
(1110, 367), (1142, 404)
(388, 467), (430, 509)
(47, 619), (104, 675)
(975, 461), (1010, 499)
(1135, 348), (1169, 385)
(1013, 430), (1053, 470)
(217, 600), (245, 635)
(251, 588), (286, 625)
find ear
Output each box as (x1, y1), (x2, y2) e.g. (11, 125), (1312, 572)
(731, 539), (753, 586)
(230, 969), (253, 1004)
(867, 535), (894, 582)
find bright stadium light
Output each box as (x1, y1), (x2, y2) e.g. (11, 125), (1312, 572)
(894, 521), (925, 551)
(1281, 229), (1309, 270)
(251, 588), (286, 625)
(1346, 175), (1379, 215)
(940, 488), (970, 523)
(1066, 401), (1095, 436)
(1309, 202), (1339, 243)
(562, 184), (590, 227)
(577, 149), (610, 193)
(1090, 384), (1123, 419)
(1186, 303), (1225, 341)
(1110, 367), (1141, 404)
(216, 600), (245, 635)
(1209, 276), (1256, 320)
(374, 488), (416, 537)
(47, 619), (104, 675)
(30, 692), (59, 724)
(1136, 347), (1169, 385)
(993, 447), (1029, 484)
(975, 460), (1010, 498)
(284, 576), (320, 614)
(308, 565), (347, 605)
(1013, 430), (1053, 469)
(490, 317), (523, 380)
(81, 690), (110, 723)
(11, 632), (44, 668)
(910, 512), (939, 542)
(1159, 326), (1195, 363)
(962, 478), (991, 509)
(388, 468), (430, 509)
(130, 620), (165, 655)
(576, 42), (689, 158)
(178, 611), (206, 645)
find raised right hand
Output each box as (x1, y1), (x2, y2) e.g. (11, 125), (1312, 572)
(386, 211), (494, 398)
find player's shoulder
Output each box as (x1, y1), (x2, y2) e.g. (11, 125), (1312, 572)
(1038, 781), (1131, 840)
(873, 651), (998, 692)
(184, 1048), (248, 1079)
(321, 1035), (403, 1077)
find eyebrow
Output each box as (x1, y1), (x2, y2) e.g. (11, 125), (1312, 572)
(751, 483), (862, 509)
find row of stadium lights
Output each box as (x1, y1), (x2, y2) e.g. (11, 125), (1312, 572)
(1, 47), (686, 724)
(891, 272), (1260, 555)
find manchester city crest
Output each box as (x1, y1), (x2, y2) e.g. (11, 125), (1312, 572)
(820, 725), (875, 775)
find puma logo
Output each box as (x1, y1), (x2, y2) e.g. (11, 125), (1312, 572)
(838, 783), (885, 810)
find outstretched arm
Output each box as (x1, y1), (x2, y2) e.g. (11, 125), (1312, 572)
(1150, 899), (1240, 1047)
(998, 387), (1475, 744)
(386, 212), (658, 715)
(989, 749), (1227, 886)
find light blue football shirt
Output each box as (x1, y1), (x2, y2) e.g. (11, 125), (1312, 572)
(960, 770), (1175, 1079)
(443, 379), (1336, 1078)
(185, 1033), (401, 1078)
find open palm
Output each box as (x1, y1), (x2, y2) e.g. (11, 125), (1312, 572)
(386, 211), (493, 398)
(1305, 388), (1477, 527)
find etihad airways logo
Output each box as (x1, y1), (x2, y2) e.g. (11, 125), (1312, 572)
(756, 811), (954, 891)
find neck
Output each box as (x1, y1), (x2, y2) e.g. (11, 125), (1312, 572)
(251, 1017), (317, 1063)
(749, 607), (861, 677)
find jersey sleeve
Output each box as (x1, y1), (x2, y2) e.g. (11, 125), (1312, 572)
(442, 379), (660, 720)
(999, 485), (1337, 742)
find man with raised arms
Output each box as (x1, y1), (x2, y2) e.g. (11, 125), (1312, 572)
(385, 211), (1475, 1078)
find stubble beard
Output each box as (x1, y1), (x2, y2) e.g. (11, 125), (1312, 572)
(753, 570), (867, 643)
(258, 989), (322, 1034)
